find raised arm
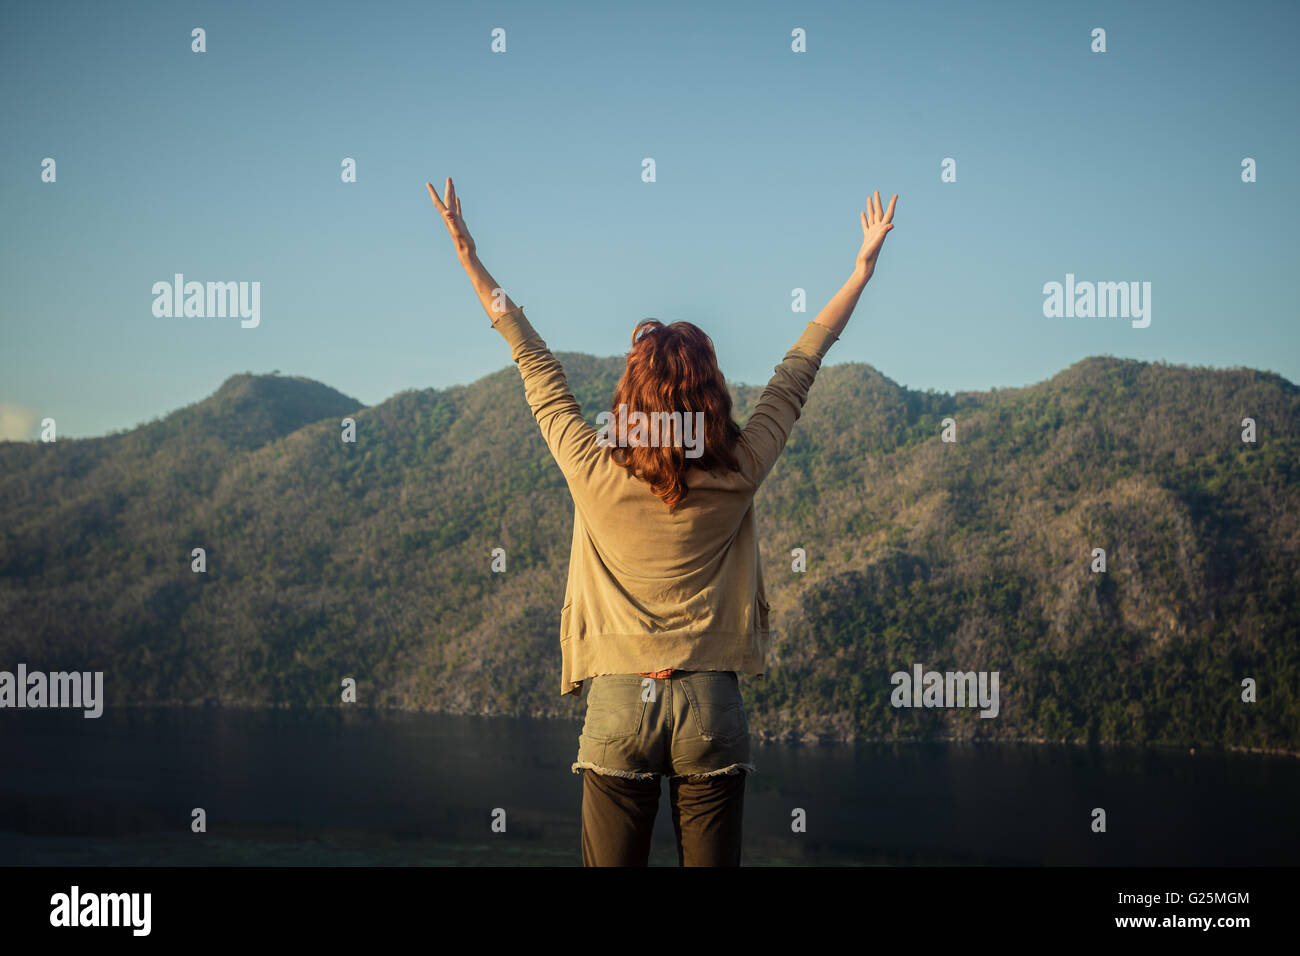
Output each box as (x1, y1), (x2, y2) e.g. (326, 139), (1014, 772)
(814, 190), (896, 336)
(426, 177), (599, 481)
(735, 190), (897, 485)
(426, 177), (519, 321)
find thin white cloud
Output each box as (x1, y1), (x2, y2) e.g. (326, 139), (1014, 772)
(0, 403), (40, 441)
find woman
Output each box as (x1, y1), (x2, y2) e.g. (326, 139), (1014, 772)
(427, 177), (897, 866)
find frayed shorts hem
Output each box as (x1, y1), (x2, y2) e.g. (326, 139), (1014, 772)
(571, 761), (658, 780)
(677, 761), (755, 779)
(572, 760), (755, 780)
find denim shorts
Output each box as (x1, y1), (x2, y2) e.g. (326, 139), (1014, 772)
(572, 671), (755, 780)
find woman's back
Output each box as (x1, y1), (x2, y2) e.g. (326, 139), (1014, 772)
(486, 304), (840, 695)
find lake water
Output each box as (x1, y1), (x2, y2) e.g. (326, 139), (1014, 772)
(1, 707), (1296, 866)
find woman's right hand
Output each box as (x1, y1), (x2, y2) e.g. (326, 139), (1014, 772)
(855, 190), (897, 283)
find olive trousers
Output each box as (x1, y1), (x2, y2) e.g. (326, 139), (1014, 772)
(573, 671), (753, 867)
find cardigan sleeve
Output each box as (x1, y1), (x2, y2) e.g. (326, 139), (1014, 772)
(491, 305), (601, 482)
(734, 321), (840, 486)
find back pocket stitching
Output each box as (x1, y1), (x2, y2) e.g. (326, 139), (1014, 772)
(581, 677), (649, 741)
(683, 676), (746, 742)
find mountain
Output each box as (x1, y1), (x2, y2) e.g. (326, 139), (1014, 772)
(1, 355), (1297, 751)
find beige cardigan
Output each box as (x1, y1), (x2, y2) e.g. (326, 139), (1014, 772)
(491, 306), (840, 695)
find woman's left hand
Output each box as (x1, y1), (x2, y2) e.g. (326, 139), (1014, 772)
(427, 176), (477, 263)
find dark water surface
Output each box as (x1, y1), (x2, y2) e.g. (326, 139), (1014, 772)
(1, 707), (1296, 866)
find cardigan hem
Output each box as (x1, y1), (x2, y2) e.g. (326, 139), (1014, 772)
(559, 628), (772, 696)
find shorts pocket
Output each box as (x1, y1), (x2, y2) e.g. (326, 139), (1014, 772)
(681, 671), (748, 742)
(581, 675), (649, 741)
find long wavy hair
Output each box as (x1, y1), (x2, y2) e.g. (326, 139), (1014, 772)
(607, 319), (743, 510)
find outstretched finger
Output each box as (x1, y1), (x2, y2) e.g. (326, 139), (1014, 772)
(456, 196), (462, 218)
(426, 181), (447, 213)
(444, 176), (456, 212)
(884, 193), (898, 223)
(861, 210), (869, 234)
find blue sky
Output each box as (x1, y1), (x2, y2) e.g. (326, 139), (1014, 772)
(2, 0), (1296, 439)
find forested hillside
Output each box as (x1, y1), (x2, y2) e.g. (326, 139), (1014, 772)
(2, 353), (1296, 751)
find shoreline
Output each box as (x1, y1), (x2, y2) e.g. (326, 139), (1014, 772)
(103, 699), (1300, 759)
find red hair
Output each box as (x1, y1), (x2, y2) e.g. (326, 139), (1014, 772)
(607, 320), (742, 510)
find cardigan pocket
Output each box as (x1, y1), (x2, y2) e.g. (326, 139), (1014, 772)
(560, 599), (576, 643)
